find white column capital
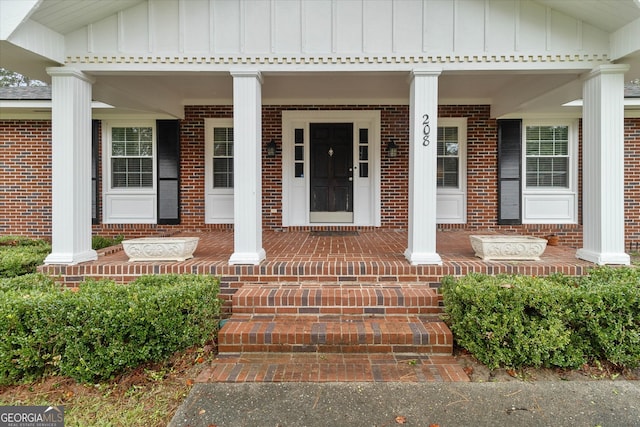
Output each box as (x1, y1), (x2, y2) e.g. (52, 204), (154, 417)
(410, 68), (443, 78)
(230, 69), (263, 83)
(46, 67), (95, 84)
(582, 64), (630, 81)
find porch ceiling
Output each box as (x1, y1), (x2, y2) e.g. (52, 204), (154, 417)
(89, 70), (583, 119)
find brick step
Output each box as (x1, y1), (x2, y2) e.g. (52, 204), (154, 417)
(196, 353), (470, 383)
(218, 314), (453, 355)
(231, 283), (443, 316)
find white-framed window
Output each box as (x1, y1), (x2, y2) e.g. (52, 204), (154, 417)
(522, 120), (578, 224)
(205, 118), (235, 223)
(102, 120), (157, 224)
(525, 125), (569, 188)
(436, 118), (467, 224)
(110, 126), (154, 189)
(212, 127), (234, 189)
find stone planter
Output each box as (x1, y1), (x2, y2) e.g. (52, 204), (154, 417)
(469, 235), (547, 261)
(122, 237), (199, 262)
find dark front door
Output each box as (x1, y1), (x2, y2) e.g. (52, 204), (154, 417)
(309, 123), (354, 223)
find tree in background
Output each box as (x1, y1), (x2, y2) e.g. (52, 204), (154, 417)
(0, 68), (46, 87)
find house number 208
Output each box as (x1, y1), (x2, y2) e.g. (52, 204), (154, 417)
(422, 114), (431, 147)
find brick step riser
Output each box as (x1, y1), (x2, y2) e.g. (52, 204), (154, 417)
(218, 344), (453, 355)
(218, 317), (453, 355)
(232, 306), (443, 316)
(231, 284), (444, 316)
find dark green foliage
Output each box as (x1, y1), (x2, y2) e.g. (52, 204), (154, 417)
(91, 235), (124, 250)
(0, 236), (50, 278)
(442, 268), (640, 370)
(0, 274), (222, 385)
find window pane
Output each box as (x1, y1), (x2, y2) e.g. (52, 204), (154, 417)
(359, 146), (368, 161)
(445, 142), (458, 156)
(295, 146), (304, 161)
(141, 173), (153, 187)
(112, 158), (126, 173)
(295, 163), (304, 178)
(359, 163), (368, 178)
(140, 140), (153, 156)
(359, 129), (369, 144)
(112, 141), (125, 156)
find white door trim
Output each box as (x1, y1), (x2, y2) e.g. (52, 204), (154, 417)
(282, 110), (381, 227)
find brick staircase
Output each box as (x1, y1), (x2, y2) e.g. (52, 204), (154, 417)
(196, 283), (470, 383)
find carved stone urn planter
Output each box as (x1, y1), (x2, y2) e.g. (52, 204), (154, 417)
(122, 237), (199, 262)
(469, 235), (547, 261)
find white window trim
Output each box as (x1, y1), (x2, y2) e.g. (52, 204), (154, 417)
(522, 119), (578, 224)
(102, 120), (157, 224)
(436, 117), (467, 224)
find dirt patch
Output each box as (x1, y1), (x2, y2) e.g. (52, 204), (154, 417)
(454, 346), (640, 382)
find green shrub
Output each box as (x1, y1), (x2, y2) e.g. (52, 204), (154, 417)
(0, 236), (50, 278)
(0, 274), (222, 385)
(0, 274), (65, 383)
(571, 268), (640, 367)
(442, 268), (640, 370)
(441, 274), (585, 369)
(92, 235), (124, 250)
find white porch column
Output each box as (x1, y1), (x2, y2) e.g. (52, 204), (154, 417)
(576, 64), (630, 265)
(404, 70), (442, 265)
(44, 67), (97, 265)
(229, 70), (266, 265)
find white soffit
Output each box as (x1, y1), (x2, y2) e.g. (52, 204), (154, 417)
(535, 0), (640, 32)
(28, 0), (146, 35)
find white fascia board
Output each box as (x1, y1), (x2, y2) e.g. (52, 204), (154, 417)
(0, 0), (40, 40)
(610, 17), (640, 60)
(0, 100), (112, 109)
(8, 19), (65, 63)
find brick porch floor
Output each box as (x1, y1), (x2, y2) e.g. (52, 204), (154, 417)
(42, 229), (593, 291)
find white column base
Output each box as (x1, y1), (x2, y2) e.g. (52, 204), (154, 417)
(44, 249), (98, 266)
(229, 248), (266, 265)
(576, 248), (630, 266)
(404, 249), (443, 266)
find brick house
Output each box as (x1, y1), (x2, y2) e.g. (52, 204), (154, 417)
(1, 0), (639, 267)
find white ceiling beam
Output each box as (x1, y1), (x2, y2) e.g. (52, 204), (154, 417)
(92, 78), (185, 119)
(610, 17), (640, 61)
(0, 0), (40, 39)
(490, 74), (580, 118)
(6, 19), (65, 63)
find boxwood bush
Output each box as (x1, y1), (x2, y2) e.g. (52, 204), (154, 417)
(0, 274), (222, 384)
(442, 268), (640, 370)
(0, 236), (51, 278)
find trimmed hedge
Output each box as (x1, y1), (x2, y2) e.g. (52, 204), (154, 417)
(441, 267), (640, 370)
(0, 236), (51, 278)
(0, 274), (222, 384)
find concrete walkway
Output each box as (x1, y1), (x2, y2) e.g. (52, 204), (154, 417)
(169, 380), (640, 427)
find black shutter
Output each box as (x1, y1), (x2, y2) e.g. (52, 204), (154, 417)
(157, 120), (181, 225)
(91, 120), (99, 225)
(498, 119), (522, 224)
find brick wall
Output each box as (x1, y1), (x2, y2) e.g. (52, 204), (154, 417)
(0, 120), (52, 238)
(625, 117), (640, 251)
(2, 113), (640, 250)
